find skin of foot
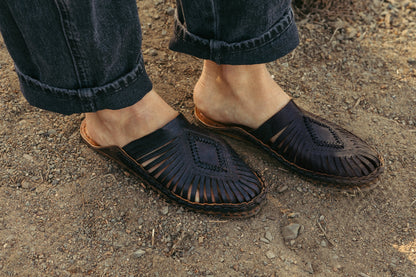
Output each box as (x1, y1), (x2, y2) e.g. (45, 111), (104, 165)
(193, 60), (291, 130)
(84, 90), (178, 147)
(85, 61), (289, 147)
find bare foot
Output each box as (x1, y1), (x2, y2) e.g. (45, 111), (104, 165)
(84, 90), (178, 147)
(193, 60), (291, 129)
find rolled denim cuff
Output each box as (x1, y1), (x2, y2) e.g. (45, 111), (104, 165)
(16, 57), (152, 115)
(169, 8), (299, 65)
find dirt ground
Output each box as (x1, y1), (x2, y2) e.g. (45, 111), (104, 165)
(1, 0), (415, 276)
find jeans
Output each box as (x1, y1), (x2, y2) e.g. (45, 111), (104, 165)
(0, 0), (299, 115)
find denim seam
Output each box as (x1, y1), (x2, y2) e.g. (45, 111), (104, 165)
(15, 56), (147, 100)
(210, 0), (218, 40)
(53, 0), (82, 88)
(54, 0), (90, 90)
(174, 7), (294, 55)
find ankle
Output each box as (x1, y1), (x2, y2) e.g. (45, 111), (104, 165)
(194, 61), (291, 129)
(85, 90), (178, 147)
(199, 61), (284, 99)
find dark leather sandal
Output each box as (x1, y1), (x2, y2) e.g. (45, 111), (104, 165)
(195, 100), (384, 188)
(80, 114), (266, 217)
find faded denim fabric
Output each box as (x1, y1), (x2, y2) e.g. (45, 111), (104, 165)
(0, 0), (298, 115)
(0, 0), (152, 114)
(171, 0), (299, 65)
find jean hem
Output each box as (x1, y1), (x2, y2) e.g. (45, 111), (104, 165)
(16, 57), (153, 115)
(169, 7), (299, 65)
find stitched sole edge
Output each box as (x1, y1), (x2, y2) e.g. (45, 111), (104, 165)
(80, 120), (267, 219)
(194, 108), (384, 191)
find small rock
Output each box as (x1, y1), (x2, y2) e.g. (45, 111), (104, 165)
(198, 236), (204, 244)
(260, 237), (270, 244)
(277, 185), (288, 193)
(282, 223), (301, 240)
(133, 249), (146, 258)
(358, 273), (370, 277)
(408, 58), (416, 66)
(149, 49), (158, 56)
(160, 206), (169, 215)
(320, 240), (327, 247)
(21, 180), (32, 189)
(48, 129), (57, 135)
(345, 27), (358, 39)
(166, 7), (175, 16)
(23, 154), (34, 162)
(265, 231), (273, 242)
(305, 262), (314, 274)
(266, 250), (276, 259)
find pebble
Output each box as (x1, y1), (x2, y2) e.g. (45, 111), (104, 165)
(282, 223), (301, 240)
(23, 154), (34, 162)
(160, 206), (169, 215)
(345, 27), (358, 39)
(166, 7), (175, 16)
(320, 240), (327, 247)
(265, 231), (273, 242)
(266, 215), (277, 221)
(133, 249), (146, 258)
(149, 49), (158, 56)
(305, 262), (314, 274)
(277, 185), (288, 193)
(266, 250), (276, 259)
(408, 58), (416, 66)
(21, 180), (32, 189)
(48, 129), (57, 135)
(260, 237), (270, 244)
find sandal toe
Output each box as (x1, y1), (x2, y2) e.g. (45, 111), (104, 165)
(195, 100), (384, 186)
(81, 114), (266, 217)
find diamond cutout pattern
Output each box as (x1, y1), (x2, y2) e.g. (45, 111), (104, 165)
(188, 133), (227, 172)
(304, 117), (344, 149)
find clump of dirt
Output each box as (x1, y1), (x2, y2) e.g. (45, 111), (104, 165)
(0, 0), (415, 276)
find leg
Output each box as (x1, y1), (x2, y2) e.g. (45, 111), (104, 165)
(171, 0), (384, 186)
(171, 0), (297, 129)
(193, 61), (290, 130)
(0, 0), (266, 216)
(0, 0), (177, 147)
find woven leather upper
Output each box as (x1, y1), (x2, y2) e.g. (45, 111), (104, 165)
(251, 100), (382, 178)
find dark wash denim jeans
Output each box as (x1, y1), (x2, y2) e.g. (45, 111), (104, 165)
(0, 0), (299, 115)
